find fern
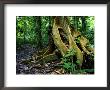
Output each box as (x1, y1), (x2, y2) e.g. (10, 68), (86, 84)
(61, 48), (77, 74)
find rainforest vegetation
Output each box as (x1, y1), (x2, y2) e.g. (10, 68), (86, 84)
(16, 16), (94, 74)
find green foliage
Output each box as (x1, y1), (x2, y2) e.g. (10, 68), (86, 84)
(64, 48), (76, 58)
(63, 62), (71, 69)
(16, 16), (94, 49)
(69, 16), (94, 45)
(85, 29), (94, 45)
(40, 16), (49, 47)
(61, 49), (77, 73)
(16, 16), (51, 48)
(16, 16), (37, 47)
(81, 16), (94, 45)
(61, 48), (94, 74)
(75, 36), (81, 44)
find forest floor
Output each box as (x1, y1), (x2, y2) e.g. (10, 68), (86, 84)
(16, 44), (94, 74)
(16, 44), (64, 74)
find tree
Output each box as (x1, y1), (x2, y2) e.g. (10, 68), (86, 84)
(35, 16), (42, 49)
(32, 16), (94, 68)
(81, 16), (86, 31)
(51, 16), (94, 67)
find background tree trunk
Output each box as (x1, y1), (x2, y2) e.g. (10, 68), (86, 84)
(35, 16), (42, 49)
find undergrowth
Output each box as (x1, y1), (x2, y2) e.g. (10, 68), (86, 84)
(61, 48), (94, 74)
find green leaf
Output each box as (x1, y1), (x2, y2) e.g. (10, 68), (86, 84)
(76, 60), (80, 65)
(63, 62), (71, 69)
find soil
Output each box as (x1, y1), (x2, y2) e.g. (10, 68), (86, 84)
(16, 44), (62, 74)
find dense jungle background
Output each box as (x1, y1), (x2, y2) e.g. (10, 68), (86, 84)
(16, 16), (94, 74)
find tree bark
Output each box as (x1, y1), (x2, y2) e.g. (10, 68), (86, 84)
(52, 17), (68, 56)
(52, 16), (83, 67)
(35, 16), (42, 49)
(33, 16), (94, 68)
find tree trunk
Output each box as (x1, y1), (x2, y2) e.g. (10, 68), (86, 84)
(52, 17), (68, 56)
(81, 16), (86, 31)
(52, 16), (83, 67)
(35, 16), (42, 49)
(33, 16), (94, 68)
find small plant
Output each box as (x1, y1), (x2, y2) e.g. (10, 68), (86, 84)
(75, 36), (81, 44)
(61, 48), (77, 74)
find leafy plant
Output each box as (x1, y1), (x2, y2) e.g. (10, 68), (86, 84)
(61, 49), (77, 74)
(75, 36), (81, 44)
(63, 62), (71, 69)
